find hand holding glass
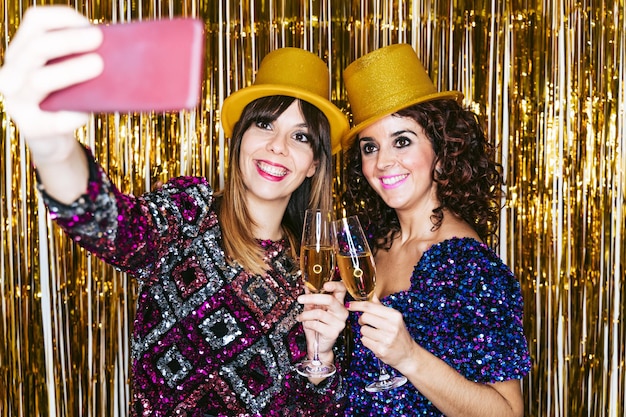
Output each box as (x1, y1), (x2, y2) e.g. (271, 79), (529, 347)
(295, 209), (336, 378)
(333, 216), (407, 392)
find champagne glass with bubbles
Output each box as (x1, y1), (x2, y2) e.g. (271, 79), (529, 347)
(333, 215), (407, 392)
(295, 209), (337, 378)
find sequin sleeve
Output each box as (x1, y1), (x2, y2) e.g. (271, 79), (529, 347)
(403, 238), (531, 383)
(39, 147), (215, 281)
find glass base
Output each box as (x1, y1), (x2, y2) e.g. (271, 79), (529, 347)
(295, 359), (336, 378)
(365, 374), (408, 392)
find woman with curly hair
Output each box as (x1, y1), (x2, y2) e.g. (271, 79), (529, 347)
(339, 44), (531, 416)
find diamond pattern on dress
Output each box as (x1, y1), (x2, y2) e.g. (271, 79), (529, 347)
(242, 277), (278, 313)
(222, 338), (282, 411)
(160, 180), (213, 238)
(173, 260), (208, 299)
(269, 307), (307, 373)
(199, 306), (242, 349)
(159, 236), (224, 321)
(229, 263), (296, 332)
(157, 346), (192, 388)
(132, 284), (177, 359)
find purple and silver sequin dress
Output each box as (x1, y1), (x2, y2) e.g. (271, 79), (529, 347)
(343, 238), (531, 416)
(42, 150), (344, 417)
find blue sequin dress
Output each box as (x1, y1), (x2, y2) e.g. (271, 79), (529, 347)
(343, 238), (531, 416)
(41, 149), (344, 417)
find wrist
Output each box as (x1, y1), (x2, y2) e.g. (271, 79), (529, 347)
(29, 134), (82, 166)
(313, 349), (334, 364)
(34, 140), (91, 205)
(396, 341), (421, 376)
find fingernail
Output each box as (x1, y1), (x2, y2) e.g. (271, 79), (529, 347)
(344, 301), (350, 308)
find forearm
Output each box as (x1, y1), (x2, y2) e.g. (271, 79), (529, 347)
(399, 344), (523, 417)
(32, 134), (90, 205)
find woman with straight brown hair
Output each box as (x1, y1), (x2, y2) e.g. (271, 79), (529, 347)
(0, 6), (350, 416)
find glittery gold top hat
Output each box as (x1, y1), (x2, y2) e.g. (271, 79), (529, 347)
(221, 47), (349, 154)
(342, 44), (463, 149)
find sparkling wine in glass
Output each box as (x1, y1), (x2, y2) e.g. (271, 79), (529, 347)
(295, 209), (337, 378)
(333, 215), (407, 392)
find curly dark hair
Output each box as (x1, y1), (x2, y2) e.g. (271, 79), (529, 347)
(340, 99), (503, 252)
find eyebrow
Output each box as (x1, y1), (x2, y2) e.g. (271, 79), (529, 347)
(358, 129), (416, 143)
(391, 129), (417, 137)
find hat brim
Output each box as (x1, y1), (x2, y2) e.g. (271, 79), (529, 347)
(342, 90), (464, 150)
(221, 85), (349, 155)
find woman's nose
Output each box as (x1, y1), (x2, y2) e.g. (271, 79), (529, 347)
(267, 133), (289, 155)
(375, 147), (394, 170)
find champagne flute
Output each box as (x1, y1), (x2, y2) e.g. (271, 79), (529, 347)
(333, 215), (407, 392)
(295, 209), (337, 378)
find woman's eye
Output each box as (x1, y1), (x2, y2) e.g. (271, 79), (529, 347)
(361, 143), (377, 154)
(255, 120), (271, 130)
(395, 136), (411, 148)
(294, 132), (311, 143)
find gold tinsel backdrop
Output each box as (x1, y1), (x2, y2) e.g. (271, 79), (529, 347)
(1, 0), (624, 416)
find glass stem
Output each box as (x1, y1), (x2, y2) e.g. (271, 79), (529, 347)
(312, 331), (321, 364)
(377, 358), (390, 382)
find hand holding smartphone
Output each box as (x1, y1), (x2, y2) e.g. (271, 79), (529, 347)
(40, 18), (205, 113)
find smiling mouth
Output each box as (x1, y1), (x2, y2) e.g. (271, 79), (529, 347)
(380, 174), (408, 186)
(256, 160), (288, 177)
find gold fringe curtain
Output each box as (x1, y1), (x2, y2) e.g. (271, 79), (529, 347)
(0, 1), (624, 416)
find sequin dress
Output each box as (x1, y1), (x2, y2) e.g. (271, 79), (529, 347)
(41, 150), (344, 417)
(343, 238), (531, 416)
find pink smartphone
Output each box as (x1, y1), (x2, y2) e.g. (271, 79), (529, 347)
(40, 18), (205, 113)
